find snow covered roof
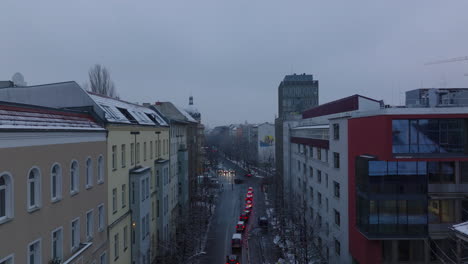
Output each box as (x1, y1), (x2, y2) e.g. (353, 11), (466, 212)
(0, 103), (104, 131)
(174, 104), (197, 123)
(89, 93), (168, 126)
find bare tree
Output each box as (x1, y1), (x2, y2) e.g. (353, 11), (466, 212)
(86, 64), (118, 98)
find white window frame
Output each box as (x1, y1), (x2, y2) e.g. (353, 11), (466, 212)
(0, 172), (14, 223)
(51, 226), (63, 261)
(121, 184), (126, 209)
(71, 217), (80, 252)
(0, 254), (14, 264)
(27, 238), (42, 264)
(114, 233), (119, 260)
(100, 251), (107, 264)
(112, 188), (117, 214)
(112, 145), (117, 170)
(27, 167), (41, 212)
(98, 203), (104, 232)
(50, 164), (62, 202)
(123, 226), (128, 251)
(121, 144), (126, 168)
(85, 157), (93, 189)
(86, 209), (94, 241)
(97, 155), (104, 184)
(70, 160), (79, 195)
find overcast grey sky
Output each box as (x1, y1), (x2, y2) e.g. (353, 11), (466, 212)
(2, 1), (468, 127)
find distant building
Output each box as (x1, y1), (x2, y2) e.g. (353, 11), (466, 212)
(406, 88), (468, 107)
(278, 73), (319, 119)
(276, 73), (319, 211)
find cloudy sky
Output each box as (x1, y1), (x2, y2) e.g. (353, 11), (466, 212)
(2, 1), (468, 127)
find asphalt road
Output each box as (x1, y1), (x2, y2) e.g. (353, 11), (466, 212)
(199, 156), (278, 264)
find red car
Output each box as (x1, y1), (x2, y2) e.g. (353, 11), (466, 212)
(245, 195), (253, 201)
(236, 221), (246, 233)
(248, 187), (254, 192)
(240, 213), (249, 222)
(226, 255), (240, 264)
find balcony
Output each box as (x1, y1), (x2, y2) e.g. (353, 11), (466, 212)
(428, 184), (468, 194)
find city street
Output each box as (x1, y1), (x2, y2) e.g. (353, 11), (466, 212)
(199, 155), (279, 264)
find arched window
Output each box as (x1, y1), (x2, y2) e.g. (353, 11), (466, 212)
(51, 164), (62, 201)
(86, 158), (93, 189)
(97, 156), (104, 184)
(0, 173), (13, 221)
(70, 161), (79, 194)
(28, 168), (41, 210)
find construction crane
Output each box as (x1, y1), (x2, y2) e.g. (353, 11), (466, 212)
(425, 56), (468, 65)
(425, 56), (468, 78)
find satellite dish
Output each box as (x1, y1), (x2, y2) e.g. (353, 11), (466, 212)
(12, 72), (27, 86)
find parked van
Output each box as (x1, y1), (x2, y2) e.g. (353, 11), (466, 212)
(231, 233), (242, 250)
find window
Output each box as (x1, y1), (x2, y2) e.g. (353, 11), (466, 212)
(318, 192), (322, 206)
(310, 146), (314, 158)
(28, 168), (41, 210)
(86, 158), (93, 189)
(309, 167), (313, 179)
(71, 218), (80, 251)
(98, 204), (104, 232)
(334, 209), (340, 227)
(121, 144), (126, 168)
(310, 187), (314, 200)
(141, 179), (145, 202)
(136, 143), (140, 164)
(145, 178), (149, 198)
(146, 214), (150, 236)
(326, 198), (329, 212)
(333, 123), (339, 140)
(141, 217), (145, 239)
(152, 201), (155, 220)
(317, 170), (322, 183)
(325, 149), (329, 163)
(28, 239), (41, 264)
(112, 145), (117, 170)
(112, 188), (117, 214)
(144, 142), (147, 161)
(325, 173), (328, 188)
(121, 184), (126, 208)
(335, 239), (341, 256)
(334, 181), (340, 198)
(51, 227), (63, 261)
(131, 182), (135, 204)
(86, 210), (94, 240)
(392, 119), (466, 154)
(100, 252), (107, 264)
(123, 226), (128, 251)
(317, 214), (322, 228)
(326, 222), (329, 236)
(157, 200), (160, 217)
(70, 161), (79, 194)
(97, 156), (104, 184)
(317, 148), (321, 160)
(130, 143), (135, 165)
(114, 233), (119, 260)
(51, 164), (62, 201)
(333, 152), (340, 168)
(150, 141), (153, 159)
(297, 160), (300, 172)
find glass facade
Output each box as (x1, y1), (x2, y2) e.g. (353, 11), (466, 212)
(392, 119), (467, 154)
(356, 157), (428, 238)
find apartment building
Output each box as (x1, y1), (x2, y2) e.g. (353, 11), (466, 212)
(152, 102), (196, 256)
(0, 102), (107, 264)
(284, 95), (381, 263)
(284, 91), (468, 263)
(0, 82), (170, 264)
